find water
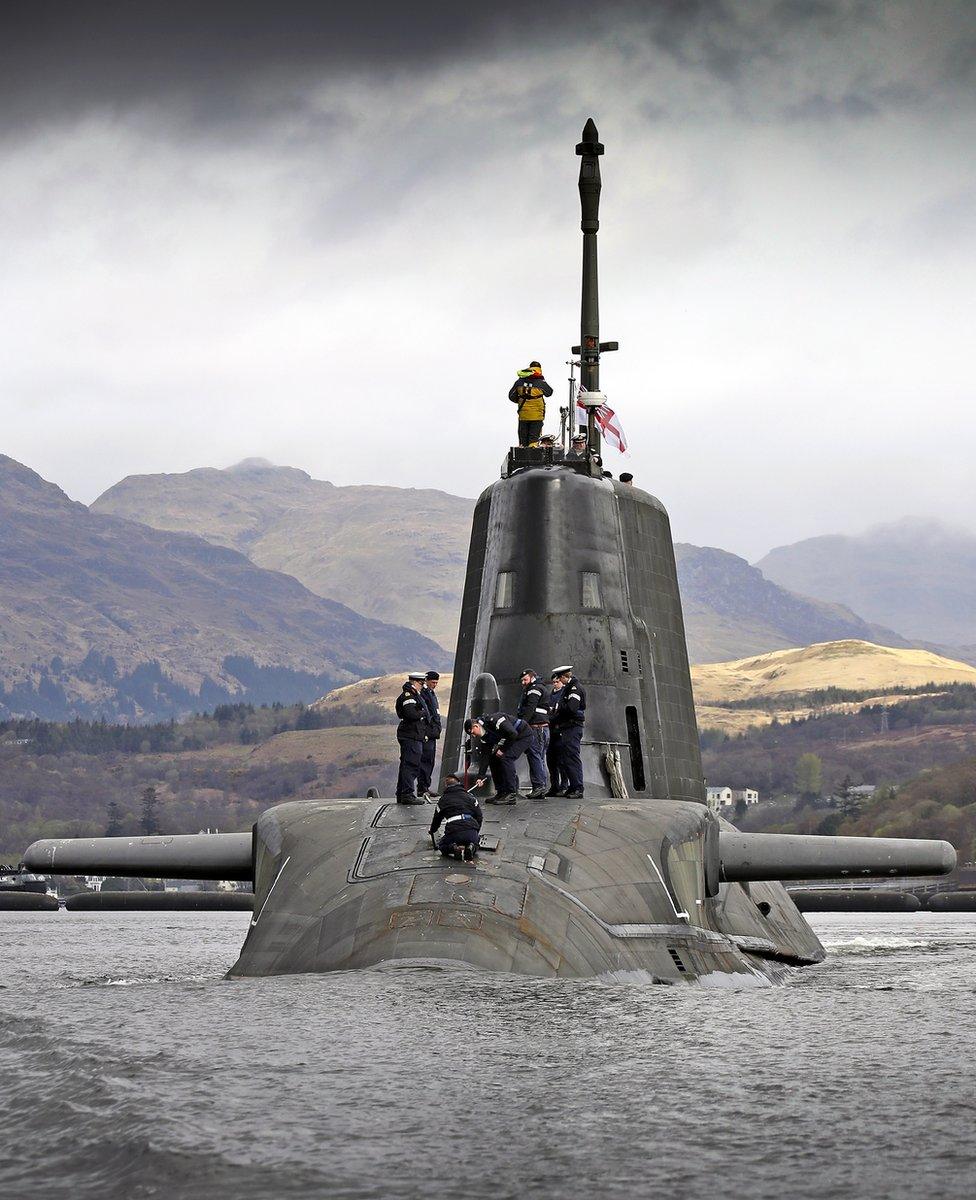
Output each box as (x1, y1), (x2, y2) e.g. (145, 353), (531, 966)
(2, 911), (975, 1199)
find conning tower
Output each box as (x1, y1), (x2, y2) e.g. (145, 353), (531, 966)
(442, 120), (703, 803)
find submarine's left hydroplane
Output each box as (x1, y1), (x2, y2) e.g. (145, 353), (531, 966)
(22, 121), (956, 984)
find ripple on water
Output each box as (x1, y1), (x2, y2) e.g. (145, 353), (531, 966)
(1, 911), (975, 1199)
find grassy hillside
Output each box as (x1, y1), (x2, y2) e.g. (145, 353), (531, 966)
(693, 640), (976, 705)
(703, 685), (976, 856)
(0, 701), (401, 858)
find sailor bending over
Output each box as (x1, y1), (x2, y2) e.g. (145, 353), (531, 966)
(465, 713), (532, 805)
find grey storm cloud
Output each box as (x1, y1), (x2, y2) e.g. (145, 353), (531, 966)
(5, 1), (973, 135)
(2, 0), (976, 560)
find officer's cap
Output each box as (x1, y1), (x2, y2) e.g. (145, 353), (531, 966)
(572, 432), (587, 442)
(539, 434), (555, 443)
(519, 668), (537, 679)
(552, 665), (574, 677)
(407, 672), (426, 681)
(425, 671), (440, 681)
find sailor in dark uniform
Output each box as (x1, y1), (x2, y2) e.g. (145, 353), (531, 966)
(395, 672), (430, 804)
(516, 668), (550, 798)
(550, 665), (586, 799)
(546, 669), (568, 796)
(465, 712), (532, 804)
(429, 774), (483, 861)
(418, 670), (442, 799)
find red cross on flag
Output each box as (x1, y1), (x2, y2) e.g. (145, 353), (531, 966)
(576, 386), (629, 455)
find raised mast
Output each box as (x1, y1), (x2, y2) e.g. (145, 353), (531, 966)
(576, 117), (604, 453)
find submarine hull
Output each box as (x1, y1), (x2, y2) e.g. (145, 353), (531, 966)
(227, 797), (824, 983)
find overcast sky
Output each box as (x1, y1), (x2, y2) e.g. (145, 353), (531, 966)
(1, 0), (974, 560)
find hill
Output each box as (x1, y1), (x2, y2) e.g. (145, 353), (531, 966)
(314, 672), (454, 715)
(0, 455), (447, 722)
(92, 460), (474, 652)
(92, 460), (909, 665)
(757, 517), (976, 648)
(692, 640), (976, 707)
(674, 544), (906, 663)
(701, 684), (976, 854)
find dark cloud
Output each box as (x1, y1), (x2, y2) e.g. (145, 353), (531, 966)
(11, 1), (972, 136)
(0, 1), (612, 131)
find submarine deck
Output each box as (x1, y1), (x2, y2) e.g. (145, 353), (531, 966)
(229, 796), (825, 982)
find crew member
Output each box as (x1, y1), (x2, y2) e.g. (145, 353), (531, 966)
(418, 670), (442, 799)
(429, 774), (483, 862)
(550, 665), (586, 799)
(508, 361), (553, 447)
(567, 431), (588, 460)
(465, 712), (532, 804)
(395, 672), (430, 804)
(619, 472), (634, 486)
(516, 669), (550, 798)
(546, 671), (568, 796)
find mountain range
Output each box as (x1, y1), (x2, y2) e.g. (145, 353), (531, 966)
(91, 460), (918, 666)
(673, 543), (905, 663)
(0, 455), (446, 722)
(93, 459), (473, 652)
(3, 452), (971, 722)
(757, 518), (976, 649)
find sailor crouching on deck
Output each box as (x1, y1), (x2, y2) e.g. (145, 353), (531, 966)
(395, 673), (431, 805)
(465, 713), (532, 805)
(429, 775), (483, 861)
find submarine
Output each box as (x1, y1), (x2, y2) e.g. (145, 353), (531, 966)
(22, 121), (955, 984)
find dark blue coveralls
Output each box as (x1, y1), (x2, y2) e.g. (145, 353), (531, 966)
(395, 684), (430, 803)
(551, 678), (586, 796)
(480, 712), (533, 799)
(429, 783), (484, 857)
(418, 683), (441, 794)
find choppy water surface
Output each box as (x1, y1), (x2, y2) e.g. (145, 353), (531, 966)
(2, 911), (975, 1199)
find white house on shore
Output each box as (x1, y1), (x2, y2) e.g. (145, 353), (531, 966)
(706, 786), (760, 813)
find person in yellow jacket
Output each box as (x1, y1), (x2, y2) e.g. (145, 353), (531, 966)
(508, 361), (553, 446)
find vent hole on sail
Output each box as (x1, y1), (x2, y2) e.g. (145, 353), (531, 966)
(620, 649), (630, 673)
(667, 947), (687, 973)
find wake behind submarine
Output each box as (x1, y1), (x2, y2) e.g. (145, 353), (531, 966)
(23, 121), (955, 984)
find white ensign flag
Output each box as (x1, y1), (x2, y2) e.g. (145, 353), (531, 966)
(576, 386), (629, 455)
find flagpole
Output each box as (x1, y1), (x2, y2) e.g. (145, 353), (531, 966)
(566, 359), (578, 447)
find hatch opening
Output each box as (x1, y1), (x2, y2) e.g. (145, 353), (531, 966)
(625, 705), (646, 791)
